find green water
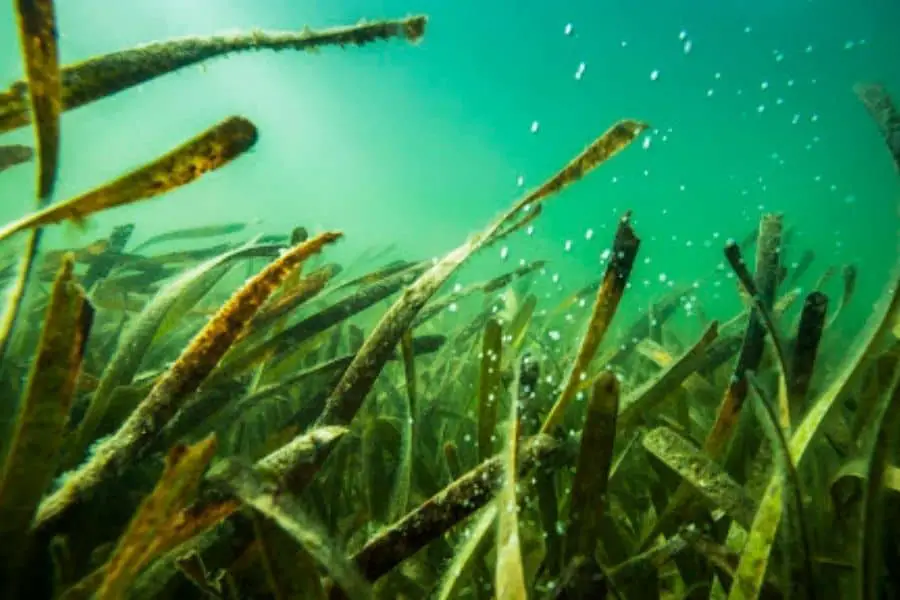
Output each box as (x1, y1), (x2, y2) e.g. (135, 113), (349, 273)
(1, 0), (898, 336)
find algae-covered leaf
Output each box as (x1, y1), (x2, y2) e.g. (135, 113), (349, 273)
(96, 435), (237, 599)
(255, 425), (348, 490)
(362, 417), (402, 524)
(132, 222), (248, 252)
(641, 214), (783, 550)
(14, 0), (62, 200)
(0, 143), (33, 173)
(81, 223), (135, 290)
(708, 214), (784, 452)
(391, 352), (415, 522)
(400, 329), (418, 416)
(0, 0), (64, 368)
(223, 261), (429, 378)
(352, 435), (559, 583)
(305, 120), (644, 496)
(565, 371), (619, 563)
(479, 318), (503, 462)
(0, 16), (429, 134)
(434, 503), (498, 600)
(789, 291), (828, 417)
(746, 373), (815, 598)
(725, 239), (791, 429)
(495, 364), (526, 600)
(854, 82), (900, 171)
(541, 213), (640, 434)
(67, 240), (283, 468)
(0, 254), (92, 581)
(858, 362), (900, 599)
(826, 264), (858, 329)
(618, 321), (718, 432)
(507, 293), (537, 355)
(642, 426), (757, 530)
(728, 268), (900, 599)
(208, 457), (372, 600)
(37, 232), (342, 533)
(0, 116), (258, 243)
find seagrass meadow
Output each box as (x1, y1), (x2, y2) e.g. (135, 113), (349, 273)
(1, 1), (900, 599)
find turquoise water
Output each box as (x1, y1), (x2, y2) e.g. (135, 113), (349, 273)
(1, 0), (898, 336)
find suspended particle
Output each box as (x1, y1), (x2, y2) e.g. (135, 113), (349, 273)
(564, 240), (573, 251)
(500, 246), (509, 260)
(564, 23), (573, 36)
(650, 69), (660, 81)
(683, 40), (692, 54)
(530, 120), (540, 133)
(642, 136), (652, 150)
(574, 61), (586, 80)
(585, 228), (594, 240)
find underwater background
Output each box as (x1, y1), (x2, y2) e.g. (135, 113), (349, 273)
(3, 1), (900, 598)
(1, 0), (898, 340)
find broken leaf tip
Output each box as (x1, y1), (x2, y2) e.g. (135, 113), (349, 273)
(403, 15), (428, 43)
(219, 115), (259, 147)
